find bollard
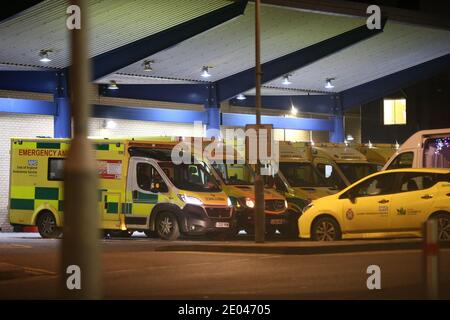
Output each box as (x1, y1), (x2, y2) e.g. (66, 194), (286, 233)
(423, 219), (439, 300)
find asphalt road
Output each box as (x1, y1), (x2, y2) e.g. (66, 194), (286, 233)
(0, 233), (449, 299)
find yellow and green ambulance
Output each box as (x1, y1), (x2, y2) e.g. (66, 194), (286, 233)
(8, 138), (234, 240)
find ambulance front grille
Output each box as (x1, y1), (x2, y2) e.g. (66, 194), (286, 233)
(265, 200), (285, 212)
(205, 207), (232, 218)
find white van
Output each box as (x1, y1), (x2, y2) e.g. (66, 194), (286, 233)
(383, 129), (450, 170)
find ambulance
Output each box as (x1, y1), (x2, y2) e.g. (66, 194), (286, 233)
(383, 129), (450, 170)
(312, 143), (379, 190)
(356, 143), (397, 168)
(191, 139), (289, 236)
(8, 138), (235, 240)
(263, 141), (337, 237)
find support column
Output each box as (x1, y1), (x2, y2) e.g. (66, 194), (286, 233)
(54, 97), (71, 138)
(54, 70), (72, 138)
(330, 95), (345, 143)
(205, 84), (221, 137)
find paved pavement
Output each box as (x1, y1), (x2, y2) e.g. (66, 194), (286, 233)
(0, 233), (449, 299)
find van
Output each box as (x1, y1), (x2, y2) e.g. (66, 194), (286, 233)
(383, 129), (450, 170)
(8, 138), (235, 240)
(312, 143), (379, 190)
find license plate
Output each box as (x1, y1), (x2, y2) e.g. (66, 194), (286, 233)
(270, 219), (286, 225)
(215, 222), (230, 228)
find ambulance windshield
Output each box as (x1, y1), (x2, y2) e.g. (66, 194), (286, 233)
(159, 162), (221, 192)
(279, 163), (330, 188)
(337, 163), (378, 183)
(211, 163), (255, 185)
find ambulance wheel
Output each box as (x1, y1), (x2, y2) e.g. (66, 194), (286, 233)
(311, 216), (341, 241)
(156, 212), (180, 240)
(37, 212), (61, 239)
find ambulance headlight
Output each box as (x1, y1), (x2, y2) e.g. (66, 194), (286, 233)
(284, 200), (288, 209)
(178, 194), (203, 206)
(245, 197), (255, 209)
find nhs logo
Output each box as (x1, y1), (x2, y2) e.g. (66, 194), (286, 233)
(28, 160), (38, 167)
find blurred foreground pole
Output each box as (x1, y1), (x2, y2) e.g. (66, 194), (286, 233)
(254, 0), (265, 243)
(423, 219), (439, 300)
(62, 0), (101, 299)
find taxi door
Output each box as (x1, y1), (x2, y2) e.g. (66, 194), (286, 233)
(341, 173), (395, 233)
(389, 172), (437, 232)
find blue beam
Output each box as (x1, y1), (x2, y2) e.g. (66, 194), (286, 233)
(0, 71), (57, 93)
(217, 19), (387, 101)
(0, 97), (56, 115)
(92, 105), (206, 124)
(341, 53), (450, 110)
(229, 95), (335, 114)
(92, 1), (248, 80)
(99, 84), (209, 105)
(0, 1), (44, 23)
(222, 113), (333, 131)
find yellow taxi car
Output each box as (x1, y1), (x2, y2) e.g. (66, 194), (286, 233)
(299, 168), (450, 241)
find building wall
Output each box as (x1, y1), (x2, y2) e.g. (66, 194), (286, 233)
(360, 71), (450, 144)
(0, 113), (54, 231)
(88, 118), (205, 138)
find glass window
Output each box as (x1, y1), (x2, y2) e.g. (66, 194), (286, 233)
(383, 98), (406, 125)
(337, 163), (378, 184)
(398, 172), (437, 193)
(48, 158), (65, 181)
(351, 173), (395, 197)
(387, 152), (413, 170)
(159, 162), (220, 192)
(211, 163), (255, 185)
(316, 163), (346, 190)
(279, 163), (330, 187)
(423, 137), (450, 168)
(136, 163), (164, 192)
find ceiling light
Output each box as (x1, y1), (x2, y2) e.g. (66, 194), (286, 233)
(143, 60), (154, 72)
(108, 80), (119, 90)
(236, 93), (246, 100)
(290, 105), (298, 115)
(39, 49), (52, 63)
(201, 66), (211, 78)
(282, 74), (292, 86)
(325, 78), (335, 89)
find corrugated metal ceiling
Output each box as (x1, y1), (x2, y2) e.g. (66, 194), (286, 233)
(0, 0), (231, 68)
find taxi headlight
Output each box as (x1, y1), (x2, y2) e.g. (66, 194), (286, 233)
(178, 194), (203, 206)
(227, 197), (232, 207)
(284, 200), (288, 209)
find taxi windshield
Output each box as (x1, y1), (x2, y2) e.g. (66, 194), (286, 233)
(337, 163), (378, 183)
(159, 162), (221, 192)
(279, 162), (330, 188)
(211, 163), (255, 185)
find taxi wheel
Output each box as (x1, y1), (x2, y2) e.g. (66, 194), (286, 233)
(311, 217), (341, 241)
(156, 212), (180, 240)
(435, 213), (450, 242)
(37, 212), (61, 239)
